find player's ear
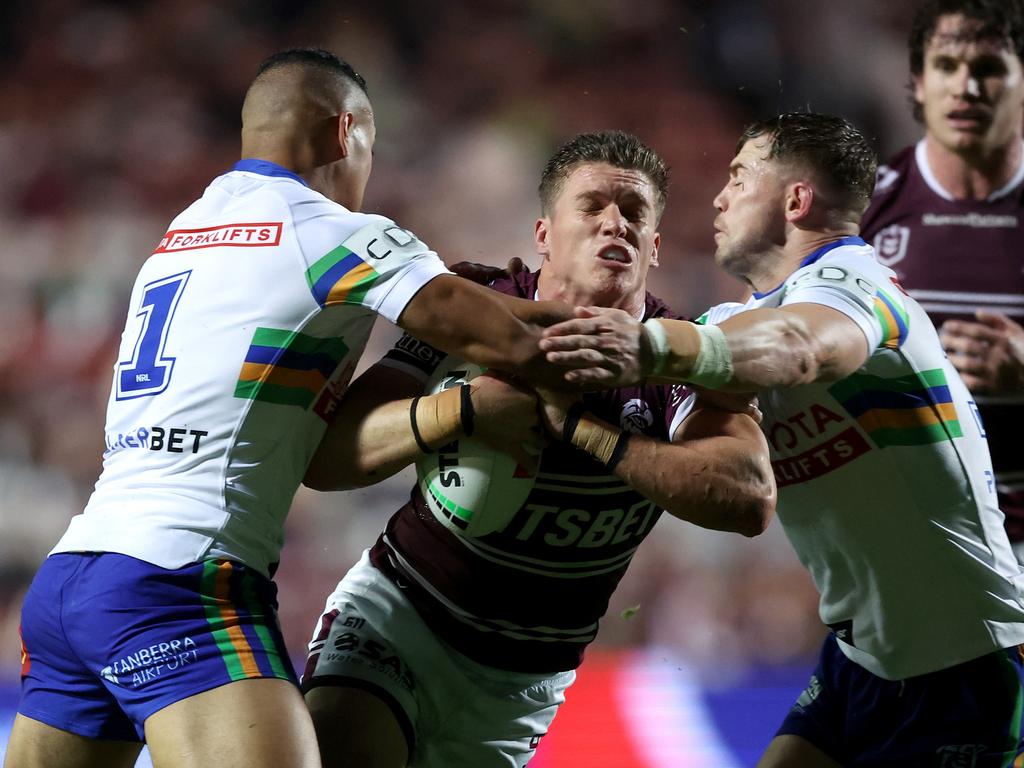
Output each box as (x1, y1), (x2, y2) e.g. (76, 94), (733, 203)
(534, 217), (551, 258)
(650, 232), (660, 268)
(785, 181), (813, 222)
(913, 75), (925, 110)
(336, 112), (356, 158)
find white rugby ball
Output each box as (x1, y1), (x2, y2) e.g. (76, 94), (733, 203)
(415, 359), (538, 537)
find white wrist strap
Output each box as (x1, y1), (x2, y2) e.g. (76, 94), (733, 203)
(690, 324), (734, 389)
(642, 319), (669, 376)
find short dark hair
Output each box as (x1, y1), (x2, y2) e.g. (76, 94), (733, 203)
(256, 47), (367, 95)
(738, 113), (878, 214)
(908, 0), (1024, 119)
(539, 131), (669, 218)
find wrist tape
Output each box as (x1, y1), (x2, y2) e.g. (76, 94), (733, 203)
(689, 323), (734, 389)
(410, 384), (475, 453)
(642, 319), (734, 388)
(562, 404), (631, 471)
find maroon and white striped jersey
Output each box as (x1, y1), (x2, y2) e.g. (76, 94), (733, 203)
(368, 269), (691, 673)
(861, 140), (1024, 540)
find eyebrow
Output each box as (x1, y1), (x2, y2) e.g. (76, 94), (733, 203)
(729, 161), (746, 175)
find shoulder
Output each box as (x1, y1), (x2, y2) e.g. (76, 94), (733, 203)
(643, 291), (686, 321)
(873, 145), (916, 198)
(488, 267), (536, 298)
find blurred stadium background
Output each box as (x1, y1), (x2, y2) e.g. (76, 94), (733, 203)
(0, 0), (923, 764)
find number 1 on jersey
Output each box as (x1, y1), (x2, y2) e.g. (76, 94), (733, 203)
(116, 271), (191, 400)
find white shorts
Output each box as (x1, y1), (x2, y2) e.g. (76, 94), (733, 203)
(303, 550), (576, 768)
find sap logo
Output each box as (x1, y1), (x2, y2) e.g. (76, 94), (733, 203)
(620, 399), (653, 433)
(510, 500), (658, 548)
(330, 632), (414, 691)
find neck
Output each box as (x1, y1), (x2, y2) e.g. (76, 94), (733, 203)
(536, 271), (646, 318)
(924, 135), (1023, 200)
(745, 229), (857, 294)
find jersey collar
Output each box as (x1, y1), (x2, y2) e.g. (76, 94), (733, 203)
(752, 236), (867, 299)
(915, 138), (1024, 202)
(231, 159), (310, 188)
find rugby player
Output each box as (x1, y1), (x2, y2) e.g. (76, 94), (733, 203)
(540, 113), (1024, 766)
(300, 131), (776, 768)
(5, 48), (591, 768)
(861, 0), (1024, 557)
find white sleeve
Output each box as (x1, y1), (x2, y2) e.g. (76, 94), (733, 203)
(780, 253), (909, 350)
(296, 209), (451, 322)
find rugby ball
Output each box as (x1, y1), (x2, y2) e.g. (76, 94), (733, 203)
(415, 359), (538, 537)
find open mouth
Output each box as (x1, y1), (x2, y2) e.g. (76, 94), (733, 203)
(947, 107), (990, 130)
(597, 244), (633, 265)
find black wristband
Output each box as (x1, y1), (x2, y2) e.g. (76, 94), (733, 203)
(561, 402), (587, 443)
(409, 396), (432, 453)
(460, 384), (475, 437)
(605, 432), (631, 472)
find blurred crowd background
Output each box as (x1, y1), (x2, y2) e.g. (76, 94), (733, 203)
(0, 0), (924, 687)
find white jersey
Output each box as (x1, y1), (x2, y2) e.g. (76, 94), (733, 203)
(52, 160), (449, 576)
(700, 237), (1024, 680)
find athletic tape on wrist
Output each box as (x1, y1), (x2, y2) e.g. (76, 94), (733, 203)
(568, 410), (627, 467)
(410, 396), (432, 454)
(689, 323), (734, 389)
(411, 386), (466, 453)
(643, 319), (670, 377)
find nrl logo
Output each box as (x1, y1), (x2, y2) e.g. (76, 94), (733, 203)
(873, 225), (910, 266)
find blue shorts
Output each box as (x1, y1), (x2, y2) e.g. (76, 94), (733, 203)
(778, 633), (1024, 766)
(17, 552), (297, 741)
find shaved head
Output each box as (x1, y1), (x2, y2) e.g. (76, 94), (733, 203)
(242, 48), (370, 145)
(240, 48), (376, 210)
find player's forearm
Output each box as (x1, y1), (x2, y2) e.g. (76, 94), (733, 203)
(399, 276), (573, 387)
(616, 435), (775, 536)
(648, 309), (855, 390)
(304, 369), (470, 491)
(562, 412), (775, 537)
(304, 398), (428, 490)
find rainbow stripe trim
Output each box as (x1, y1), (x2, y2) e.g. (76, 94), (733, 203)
(234, 327), (348, 408)
(200, 560), (290, 682)
(873, 288), (909, 348)
(829, 368), (962, 448)
(306, 244), (380, 307)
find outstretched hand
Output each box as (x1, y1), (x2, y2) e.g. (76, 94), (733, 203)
(940, 310), (1024, 394)
(539, 306), (648, 387)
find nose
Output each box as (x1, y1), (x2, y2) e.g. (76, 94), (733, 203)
(952, 63), (981, 100)
(713, 186), (727, 212)
(600, 205), (627, 238)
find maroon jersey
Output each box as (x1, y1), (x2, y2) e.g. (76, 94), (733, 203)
(369, 269), (691, 673)
(861, 141), (1024, 540)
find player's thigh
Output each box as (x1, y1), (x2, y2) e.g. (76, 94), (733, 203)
(758, 734), (844, 768)
(143, 677), (320, 768)
(306, 685), (409, 768)
(2, 713), (142, 768)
